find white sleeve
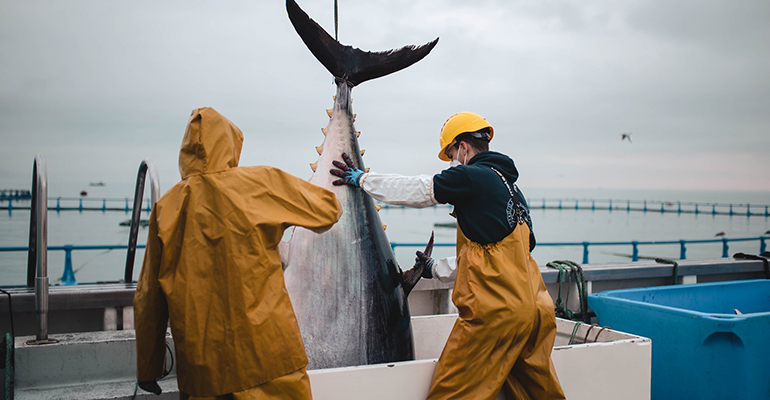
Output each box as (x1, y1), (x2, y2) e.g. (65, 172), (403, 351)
(360, 172), (439, 208)
(433, 257), (457, 283)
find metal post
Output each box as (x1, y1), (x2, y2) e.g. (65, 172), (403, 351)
(60, 245), (76, 285)
(627, 200), (630, 212)
(765, 206), (769, 217)
(712, 204), (716, 215)
(760, 237), (766, 254)
(558, 200), (562, 210)
(56, 197), (61, 212)
(125, 159), (161, 283)
(729, 204), (734, 216)
(643, 200), (647, 213)
(695, 204), (699, 215)
(7, 198), (11, 215)
(575, 200), (579, 210)
(102, 199), (107, 212)
(78, 198), (83, 212)
(680, 240), (687, 260)
(677, 202), (681, 214)
(661, 203), (665, 213)
(632, 241), (639, 262)
(722, 239), (729, 258)
(542, 199), (545, 209)
(592, 200), (595, 211)
(609, 199), (613, 212)
(582, 242), (589, 264)
(125, 198), (130, 213)
(747, 204), (751, 217)
(26, 154), (58, 345)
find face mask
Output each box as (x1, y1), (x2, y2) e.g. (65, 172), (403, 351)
(449, 145), (466, 168)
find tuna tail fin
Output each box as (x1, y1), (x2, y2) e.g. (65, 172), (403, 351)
(287, 0), (439, 87)
(401, 231), (435, 297)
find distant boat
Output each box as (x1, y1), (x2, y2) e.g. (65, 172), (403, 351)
(434, 222), (457, 229)
(89, 181), (106, 187)
(80, 190), (88, 197)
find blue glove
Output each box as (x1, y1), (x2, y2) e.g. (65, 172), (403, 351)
(331, 152), (365, 187)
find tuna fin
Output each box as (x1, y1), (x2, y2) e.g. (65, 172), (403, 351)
(321, 127), (327, 135)
(401, 231), (435, 296)
(287, 0), (439, 87)
(315, 144), (324, 155)
(310, 161), (318, 172)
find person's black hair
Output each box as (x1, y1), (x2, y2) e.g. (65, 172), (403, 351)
(454, 128), (491, 153)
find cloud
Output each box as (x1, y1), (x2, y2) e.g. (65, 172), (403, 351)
(1, 0), (768, 196)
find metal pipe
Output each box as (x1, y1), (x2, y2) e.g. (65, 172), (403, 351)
(124, 159), (160, 283)
(26, 155), (58, 345)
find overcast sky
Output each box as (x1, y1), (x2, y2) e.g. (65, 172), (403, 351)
(2, 0), (769, 198)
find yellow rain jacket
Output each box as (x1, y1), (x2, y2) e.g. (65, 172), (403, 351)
(134, 107), (342, 397)
(427, 223), (565, 400)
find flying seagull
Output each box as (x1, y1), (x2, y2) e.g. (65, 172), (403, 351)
(621, 132), (632, 143)
(714, 231), (726, 237)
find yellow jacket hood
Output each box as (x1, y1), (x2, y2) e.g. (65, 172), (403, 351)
(134, 108), (343, 396)
(179, 107), (243, 179)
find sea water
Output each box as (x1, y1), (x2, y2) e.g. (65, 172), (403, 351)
(1, 188), (768, 287)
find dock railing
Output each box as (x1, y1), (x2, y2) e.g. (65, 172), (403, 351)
(124, 159), (160, 283)
(379, 199), (770, 217)
(391, 236), (768, 264)
(0, 236), (767, 286)
(25, 154), (57, 345)
(3, 198), (770, 217)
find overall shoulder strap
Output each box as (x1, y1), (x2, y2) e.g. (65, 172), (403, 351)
(489, 167), (536, 251)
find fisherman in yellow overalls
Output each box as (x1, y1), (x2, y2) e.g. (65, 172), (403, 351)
(134, 107), (342, 399)
(331, 112), (565, 399)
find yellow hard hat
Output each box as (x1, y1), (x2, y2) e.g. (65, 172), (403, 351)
(438, 112), (494, 161)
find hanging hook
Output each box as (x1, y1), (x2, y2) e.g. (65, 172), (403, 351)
(334, 0), (339, 41)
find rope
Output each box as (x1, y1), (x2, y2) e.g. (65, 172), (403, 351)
(733, 252), (769, 279)
(568, 321), (582, 345)
(583, 323), (600, 344)
(547, 261), (570, 319)
(655, 258), (679, 284)
(546, 260), (589, 322)
(594, 326), (611, 341)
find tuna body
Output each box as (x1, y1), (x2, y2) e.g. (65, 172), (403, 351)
(283, 82), (413, 369)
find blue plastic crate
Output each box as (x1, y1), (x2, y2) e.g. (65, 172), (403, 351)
(588, 279), (770, 400)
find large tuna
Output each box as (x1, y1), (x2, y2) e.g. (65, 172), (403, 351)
(281, 0), (438, 369)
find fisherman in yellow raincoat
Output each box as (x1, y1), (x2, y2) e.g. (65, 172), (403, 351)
(134, 107), (342, 399)
(331, 112), (565, 400)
